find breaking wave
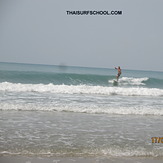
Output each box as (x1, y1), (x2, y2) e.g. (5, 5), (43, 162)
(0, 82), (163, 97)
(108, 77), (149, 86)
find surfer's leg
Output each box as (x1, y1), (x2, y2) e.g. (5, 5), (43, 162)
(116, 75), (119, 81)
(116, 74), (120, 81)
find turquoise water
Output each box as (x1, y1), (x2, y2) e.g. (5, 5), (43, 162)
(0, 62), (163, 88)
(0, 62), (163, 157)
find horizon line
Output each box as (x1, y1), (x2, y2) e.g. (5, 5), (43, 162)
(0, 61), (162, 73)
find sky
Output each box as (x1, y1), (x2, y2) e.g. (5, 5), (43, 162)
(0, 0), (163, 71)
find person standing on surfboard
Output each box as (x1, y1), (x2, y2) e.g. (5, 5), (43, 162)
(115, 66), (121, 81)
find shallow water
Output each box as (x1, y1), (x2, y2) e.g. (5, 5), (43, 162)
(1, 111), (163, 157)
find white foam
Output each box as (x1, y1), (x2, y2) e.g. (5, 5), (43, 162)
(0, 82), (163, 97)
(1, 103), (163, 116)
(1, 145), (163, 157)
(109, 77), (149, 86)
(99, 146), (163, 157)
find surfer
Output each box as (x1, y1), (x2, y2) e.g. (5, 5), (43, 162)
(115, 66), (121, 81)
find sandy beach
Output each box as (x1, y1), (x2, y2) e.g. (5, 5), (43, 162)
(1, 156), (163, 163)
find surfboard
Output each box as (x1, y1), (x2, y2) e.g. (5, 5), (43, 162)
(113, 80), (118, 86)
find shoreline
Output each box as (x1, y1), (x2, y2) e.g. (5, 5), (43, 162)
(1, 156), (163, 163)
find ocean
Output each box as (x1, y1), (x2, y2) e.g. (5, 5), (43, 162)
(0, 62), (163, 158)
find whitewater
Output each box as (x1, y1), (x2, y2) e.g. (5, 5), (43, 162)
(0, 81), (163, 96)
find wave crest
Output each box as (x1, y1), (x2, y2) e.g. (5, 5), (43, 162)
(108, 77), (149, 86)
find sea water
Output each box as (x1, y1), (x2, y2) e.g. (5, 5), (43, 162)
(0, 62), (163, 157)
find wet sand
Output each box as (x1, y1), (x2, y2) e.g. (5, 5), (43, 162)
(0, 156), (163, 163)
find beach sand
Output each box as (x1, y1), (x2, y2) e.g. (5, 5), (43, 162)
(0, 156), (163, 163)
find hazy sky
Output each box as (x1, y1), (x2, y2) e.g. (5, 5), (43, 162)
(0, 0), (163, 71)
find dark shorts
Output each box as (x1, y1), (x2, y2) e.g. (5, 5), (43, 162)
(117, 73), (121, 77)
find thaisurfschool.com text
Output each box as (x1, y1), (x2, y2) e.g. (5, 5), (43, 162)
(66, 10), (122, 16)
